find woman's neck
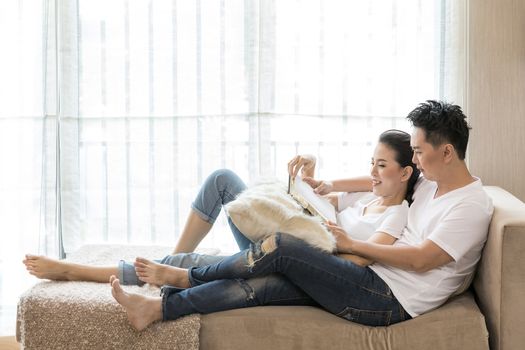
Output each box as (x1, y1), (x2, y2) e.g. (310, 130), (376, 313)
(376, 191), (405, 207)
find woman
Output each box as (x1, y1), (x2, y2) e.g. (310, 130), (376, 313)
(24, 129), (419, 328)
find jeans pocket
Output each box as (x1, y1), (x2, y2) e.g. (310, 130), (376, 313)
(337, 306), (392, 327)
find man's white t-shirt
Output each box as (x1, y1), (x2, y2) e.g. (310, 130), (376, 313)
(369, 177), (494, 317)
(336, 192), (409, 241)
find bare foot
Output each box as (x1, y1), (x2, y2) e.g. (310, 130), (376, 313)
(110, 275), (162, 331)
(22, 254), (71, 280)
(133, 257), (190, 288)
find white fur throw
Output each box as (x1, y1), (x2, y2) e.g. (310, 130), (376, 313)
(225, 180), (336, 252)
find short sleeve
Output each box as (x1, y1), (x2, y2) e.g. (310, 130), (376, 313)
(428, 201), (492, 261)
(374, 201), (409, 239)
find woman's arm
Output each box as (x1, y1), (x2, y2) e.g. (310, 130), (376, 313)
(288, 154), (372, 193)
(331, 177), (373, 193)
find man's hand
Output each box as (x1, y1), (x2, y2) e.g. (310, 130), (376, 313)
(325, 221), (353, 253)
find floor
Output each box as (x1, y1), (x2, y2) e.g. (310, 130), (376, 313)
(0, 336), (19, 350)
(0, 258), (38, 338)
(0, 261), (36, 350)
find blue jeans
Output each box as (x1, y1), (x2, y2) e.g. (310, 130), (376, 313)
(118, 253), (226, 285)
(121, 169), (410, 326)
(163, 233), (411, 326)
(118, 168), (251, 284)
(190, 168), (252, 250)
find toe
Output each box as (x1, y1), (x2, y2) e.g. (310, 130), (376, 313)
(136, 257), (152, 264)
(133, 262), (147, 269)
(112, 278), (123, 293)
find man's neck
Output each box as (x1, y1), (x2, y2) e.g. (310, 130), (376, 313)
(434, 163), (475, 198)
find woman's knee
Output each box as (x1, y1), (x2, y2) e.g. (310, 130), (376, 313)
(209, 168), (239, 186)
(206, 169), (245, 196)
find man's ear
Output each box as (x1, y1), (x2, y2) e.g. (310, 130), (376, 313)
(442, 144), (455, 162)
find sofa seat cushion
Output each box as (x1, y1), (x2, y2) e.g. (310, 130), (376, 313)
(200, 292), (488, 350)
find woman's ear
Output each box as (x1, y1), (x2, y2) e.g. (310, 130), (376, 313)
(401, 166), (413, 181)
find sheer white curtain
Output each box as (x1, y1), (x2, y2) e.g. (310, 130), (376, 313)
(0, 0), (467, 260)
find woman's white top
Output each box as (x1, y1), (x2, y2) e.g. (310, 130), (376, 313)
(336, 192), (409, 241)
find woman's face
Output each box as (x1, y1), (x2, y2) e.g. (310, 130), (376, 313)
(370, 142), (408, 199)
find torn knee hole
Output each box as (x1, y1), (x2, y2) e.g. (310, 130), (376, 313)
(247, 234), (278, 267)
(261, 234), (278, 253)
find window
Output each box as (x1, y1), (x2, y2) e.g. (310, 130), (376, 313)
(0, 2), (466, 325)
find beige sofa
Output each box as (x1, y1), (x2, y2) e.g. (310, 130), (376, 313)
(198, 186), (525, 350)
(17, 186), (525, 349)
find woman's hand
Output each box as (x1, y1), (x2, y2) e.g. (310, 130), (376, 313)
(303, 177), (334, 195)
(288, 155), (316, 179)
(325, 221), (353, 253)
(337, 253), (373, 267)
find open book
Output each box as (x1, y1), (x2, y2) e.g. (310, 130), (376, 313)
(288, 175), (337, 223)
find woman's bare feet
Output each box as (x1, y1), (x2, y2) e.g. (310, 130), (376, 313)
(133, 257), (190, 288)
(110, 275), (162, 331)
(23, 255), (71, 280)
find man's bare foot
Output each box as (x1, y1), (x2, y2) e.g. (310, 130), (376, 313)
(22, 255), (71, 280)
(110, 275), (162, 331)
(133, 257), (190, 288)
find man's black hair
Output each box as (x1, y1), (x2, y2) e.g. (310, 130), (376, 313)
(406, 100), (471, 160)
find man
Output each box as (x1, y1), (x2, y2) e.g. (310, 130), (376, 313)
(327, 100), (494, 316)
(109, 100), (493, 329)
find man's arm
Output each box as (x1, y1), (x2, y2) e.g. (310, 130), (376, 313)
(342, 201), (492, 272)
(338, 231), (398, 267)
(327, 222), (453, 272)
(342, 238), (453, 273)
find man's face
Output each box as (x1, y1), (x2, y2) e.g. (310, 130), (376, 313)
(410, 128), (444, 181)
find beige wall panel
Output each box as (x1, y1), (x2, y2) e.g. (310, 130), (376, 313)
(468, 0), (525, 201)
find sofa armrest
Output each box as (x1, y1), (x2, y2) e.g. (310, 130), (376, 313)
(474, 186), (525, 350)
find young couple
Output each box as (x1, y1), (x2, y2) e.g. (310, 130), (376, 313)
(24, 100), (493, 330)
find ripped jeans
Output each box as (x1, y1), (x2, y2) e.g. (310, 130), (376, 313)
(162, 233), (412, 327)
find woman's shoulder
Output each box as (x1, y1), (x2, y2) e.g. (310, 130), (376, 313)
(339, 191), (377, 210)
(383, 200), (409, 216)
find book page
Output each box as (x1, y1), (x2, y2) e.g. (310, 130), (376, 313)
(291, 175), (337, 223)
